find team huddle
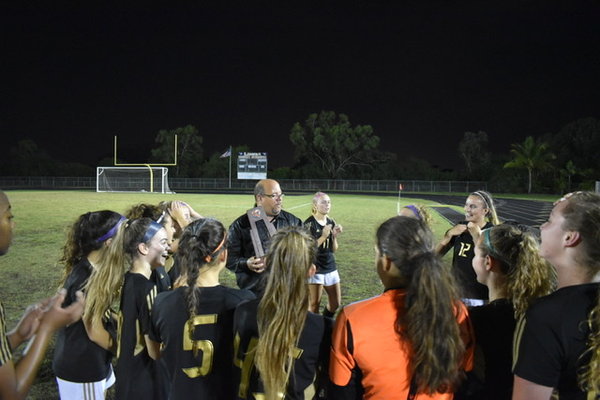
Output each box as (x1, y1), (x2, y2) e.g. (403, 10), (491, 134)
(0, 183), (599, 400)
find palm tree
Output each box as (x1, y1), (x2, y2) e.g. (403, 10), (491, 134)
(504, 136), (555, 193)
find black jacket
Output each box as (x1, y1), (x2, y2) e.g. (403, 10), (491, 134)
(226, 209), (302, 293)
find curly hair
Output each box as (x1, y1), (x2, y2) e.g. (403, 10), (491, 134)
(479, 224), (556, 319)
(58, 210), (123, 287)
(255, 226), (317, 400)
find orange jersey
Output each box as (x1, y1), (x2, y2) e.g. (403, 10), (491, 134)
(330, 289), (474, 399)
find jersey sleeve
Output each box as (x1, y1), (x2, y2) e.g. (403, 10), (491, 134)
(139, 284), (158, 335)
(0, 303), (12, 366)
(512, 310), (562, 387)
(329, 308), (356, 386)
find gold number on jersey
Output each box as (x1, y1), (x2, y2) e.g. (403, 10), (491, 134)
(182, 314), (218, 378)
(458, 242), (471, 257)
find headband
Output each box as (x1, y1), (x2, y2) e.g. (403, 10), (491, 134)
(142, 221), (164, 243)
(482, 228), (512, 271)
(471, 191), (490, 209)
(204, 234), (227, 263)
(96, 216), (126, 242)
(404, 205), (422, 220)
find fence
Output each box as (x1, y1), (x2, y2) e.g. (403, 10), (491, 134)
(0, 176), (488, 194)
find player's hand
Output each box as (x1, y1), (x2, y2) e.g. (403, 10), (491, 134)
(322, 224), (333, 238)
(39, 289), (85, 333)
(446, 224), (468, 239)
(9, 301), (46, 346)
(246, 256), (265, 274)
(333, 225), (343, 236)
(467, 222), (482, 242)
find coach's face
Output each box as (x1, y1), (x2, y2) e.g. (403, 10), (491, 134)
(257, 180), (283, 217)
(0, 192), (14, 256)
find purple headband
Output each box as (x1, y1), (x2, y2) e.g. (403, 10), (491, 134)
(404, 205), (422, 220)
(142, 221), (164, 243)
(96, 215), (126, 242)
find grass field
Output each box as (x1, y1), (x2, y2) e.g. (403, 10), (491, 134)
(1, 190), (457, 399)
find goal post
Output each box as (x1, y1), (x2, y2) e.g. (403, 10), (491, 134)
(96, 166), (173, 194)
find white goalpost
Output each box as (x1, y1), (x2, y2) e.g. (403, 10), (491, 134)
(96, 166), (173, 193)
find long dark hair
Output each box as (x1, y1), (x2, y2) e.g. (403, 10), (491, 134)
(59, 210), (122, 287)
(177, 219), (227, 357)
(376, 216), (465, 394)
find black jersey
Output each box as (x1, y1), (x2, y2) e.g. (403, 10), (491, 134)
(0, 301), (12, 367)
(115, 272), (168, 400)
(304, 216), (337, 275)
(233, 298), (331, 400)
(459, 299), (515, 400)
(53, 259), (114, 382)
(513, 283), (600, 400)
(449, 221), (492, 300)
(149, 286), (255, 400)
(151, 265), (172, 292)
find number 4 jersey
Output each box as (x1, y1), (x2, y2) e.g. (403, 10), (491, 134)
(149, 285), (255, 400)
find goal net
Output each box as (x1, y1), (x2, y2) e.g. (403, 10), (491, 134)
(96, 167), (173, 193)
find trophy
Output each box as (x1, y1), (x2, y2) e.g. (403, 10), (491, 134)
(246, 206), (277, 257)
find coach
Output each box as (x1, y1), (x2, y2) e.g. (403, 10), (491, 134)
(226, 179), (302, 293)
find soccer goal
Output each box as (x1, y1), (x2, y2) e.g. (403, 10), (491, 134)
(96, 166), (173, 193)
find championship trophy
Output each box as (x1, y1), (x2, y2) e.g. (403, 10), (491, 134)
(246, 206), (277, 257)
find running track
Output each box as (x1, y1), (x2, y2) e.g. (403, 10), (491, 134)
(414, 194), (554, 230)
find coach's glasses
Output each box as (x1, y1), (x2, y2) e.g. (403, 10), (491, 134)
(263, 193), (285, 200)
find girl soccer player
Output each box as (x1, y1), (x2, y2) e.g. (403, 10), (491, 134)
(512, 192), (600, 399)
(86, 217), (170, 399)
(52, 210), (124, 399)
(330, 216), (474, 399)
(233, 226), (331, 400)
(148, 218), (254, 399)
(0, 190), (84, 400)
(304, 192), (343, 317)
(462, 223), (555, 400)
(436, 190), (500, 305)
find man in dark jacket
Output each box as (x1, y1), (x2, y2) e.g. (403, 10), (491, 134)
(226, 179), (302, 293)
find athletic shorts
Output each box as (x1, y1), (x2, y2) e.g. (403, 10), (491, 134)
(308, 270), (340, 286)
(56, 366), (115, 400)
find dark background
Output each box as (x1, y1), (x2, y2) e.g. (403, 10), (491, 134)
(3, 1), (600, 170)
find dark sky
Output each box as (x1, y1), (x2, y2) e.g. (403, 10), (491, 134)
(2, 1), (600, 170)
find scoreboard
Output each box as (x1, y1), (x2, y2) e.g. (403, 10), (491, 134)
(237, 152), (267, 180)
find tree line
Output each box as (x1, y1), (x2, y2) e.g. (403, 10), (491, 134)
(2, 112), (599, 194)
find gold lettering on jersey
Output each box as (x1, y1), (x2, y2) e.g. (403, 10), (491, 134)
(182, 314), (218, 378)
(458, 242), (471, 257)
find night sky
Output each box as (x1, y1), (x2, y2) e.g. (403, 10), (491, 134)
(3, 2), (600, 170)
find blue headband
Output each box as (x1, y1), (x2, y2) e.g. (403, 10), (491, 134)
(404, 205), (422, 220)
(96, 216), (126, 242)
(142, 221), (164, 243)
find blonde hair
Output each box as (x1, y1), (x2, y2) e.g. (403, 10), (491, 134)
(558, 192), (600, 393)
(479, 224), (556, 319)
(470, 190), (500, 225)
(311, 191), (329, 216)
(83, 218), (158, 328)
(255, 226), (317, 400)
(402, 204), (433, 226)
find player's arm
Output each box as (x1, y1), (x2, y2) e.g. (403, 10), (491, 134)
(0, 290), (84, 400)
(84, 318), (115, 353)
(512, 375), (553, 400)
(145, 336), (161, 360)
(226, 223), (250, 273)
(435, 224), (467, 255)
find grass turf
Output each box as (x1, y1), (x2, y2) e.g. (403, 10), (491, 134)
(1, 190), (454, 399)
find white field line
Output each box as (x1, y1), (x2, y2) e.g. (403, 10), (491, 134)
(287, 202), (312, 211)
